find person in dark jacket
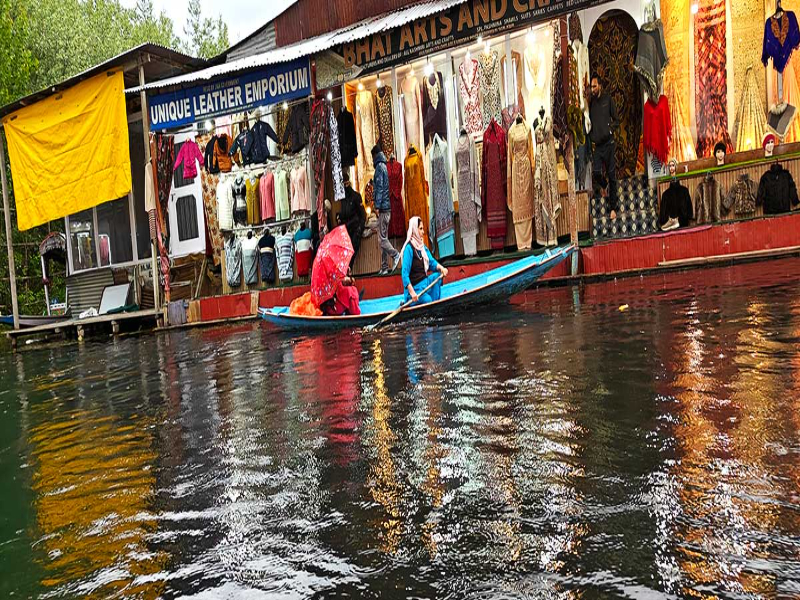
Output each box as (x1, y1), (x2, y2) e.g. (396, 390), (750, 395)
(757, 162), (800, 214)
(338, 171), (367, 266)
(589, 76), (620, 218)
(372, 145), (400, 274)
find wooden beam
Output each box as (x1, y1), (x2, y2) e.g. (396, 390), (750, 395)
(139, 62), (160, 312)
(0, 130), (19, 330)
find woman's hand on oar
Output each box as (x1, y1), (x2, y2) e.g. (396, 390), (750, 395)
(365, 274), (443, 332)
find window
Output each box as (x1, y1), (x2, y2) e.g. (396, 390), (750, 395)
(129, 121), (152, 261)
(96, 196), (134, 266)
(69, 209), (97, 272)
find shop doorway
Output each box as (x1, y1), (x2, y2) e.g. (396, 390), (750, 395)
(588, 10), (642, 180)
(168, 132), (206, 257)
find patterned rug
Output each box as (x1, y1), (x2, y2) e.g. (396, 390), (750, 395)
(694, 0), (732, 157)
(589, 13), (642, 180)
(591, 175), (659, 240)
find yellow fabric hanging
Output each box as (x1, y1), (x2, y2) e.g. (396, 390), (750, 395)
(734, 66), (766, 152)
(2, 70), (131, 231)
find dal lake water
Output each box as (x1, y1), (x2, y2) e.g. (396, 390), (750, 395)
(1, 259), (800, 599)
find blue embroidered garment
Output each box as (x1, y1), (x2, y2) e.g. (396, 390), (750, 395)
(762, 11), (800, 74)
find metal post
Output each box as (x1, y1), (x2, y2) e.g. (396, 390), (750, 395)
(138, 59), (160, 311)
(41, 255), (51, 316)
(0, 129), (20, 329)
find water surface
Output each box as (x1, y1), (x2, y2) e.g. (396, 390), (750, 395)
(2, 259), (800, 599)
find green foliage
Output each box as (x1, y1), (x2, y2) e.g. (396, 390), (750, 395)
(182, 0), (229, 59)
(0, 0), (34, 107)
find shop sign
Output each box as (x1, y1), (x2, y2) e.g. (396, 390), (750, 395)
(148, 57), (311, 130)
(315, 0), (608, 88)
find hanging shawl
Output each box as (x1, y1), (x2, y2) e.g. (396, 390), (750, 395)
(327, 102), (345, 201)
(569, 12), (583, 43)
(153, 133), (175, 232)
(224, 235), (242, 287)
(762, 11), (800, 74)
(552, 54), (569, 153)
(666, 78), (696, 163)
(634, 19), (669, 100)
(310, 99), (330, 236)
(733, 65), (766, 151)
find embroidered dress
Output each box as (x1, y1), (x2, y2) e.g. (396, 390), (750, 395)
(456, 133), (481, 256)
(534, 118), (561, 247)
(506, 120), (536, 250)
(481, 120), (508, 249)
(762, 10), (800, 73)
(387, 158), (406, 238)
(401, 74), (423, 152)
(428, 135), (455, 259)
(375, 86), (395, 157)
(327, 103), (345, 201)
(355, 90), (378, 191)
(421, 72), (448, 145)
(458, 58), (483, 135)
(479, 51), (503, 128)
(403, 148), (431, 247)
(501, 51), (526, 121)
(524, 34), (554, 120)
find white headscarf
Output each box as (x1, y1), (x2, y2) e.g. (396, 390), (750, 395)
(400, 216), (429, 272)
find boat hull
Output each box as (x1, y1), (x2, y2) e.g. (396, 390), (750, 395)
(0, 314), (70, 328)
(259, 245), (575, 331)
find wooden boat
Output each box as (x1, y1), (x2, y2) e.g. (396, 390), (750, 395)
(0, 314), (70, 328)
(259, 244), (576, 331)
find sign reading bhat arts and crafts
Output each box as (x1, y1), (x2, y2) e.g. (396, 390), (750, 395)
(319, 0), (606, 86)
(148, 58), (310, 130)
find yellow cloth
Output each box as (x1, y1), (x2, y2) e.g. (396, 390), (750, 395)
(2, 70), (131, 231)
(734, 66), (766, 151)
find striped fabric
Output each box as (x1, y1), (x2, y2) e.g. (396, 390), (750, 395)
(276, 233), (294, 282)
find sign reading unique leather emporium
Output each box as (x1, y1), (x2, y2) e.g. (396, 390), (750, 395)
(148, 57), (311, 130)
(316, 0), (608, 88)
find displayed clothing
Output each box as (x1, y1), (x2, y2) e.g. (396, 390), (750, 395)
(479, 51), (503, 128)
(250, 121), (280, 164)
(659, 180), (693, 227)
(258, 231), (276, 283)
(225, 236), (242, 287)
(501, 104), (524, 133)
(290, 165), (310, 213)
(231, 176), (247, 226)
(428, 135), (455, 259)
(402, 74), (424, 152)
(213, 133), (234, 173)
(337, 107), (358, 168)
(762, 10), (800, 74)
(694, 0), (732, 157)
(376, 86), (395, 157)
(216, 177), (234, 230)
(757, 163), (799, 214)
(769, 53), (800, 142)
(567, 45), (585, 150)
(456, 132), (481, 256)
(634, 19), (669, 100)
(275, 105), (291, 154)
(246, 176), (260, 225)
(229, 129), (254, 165)
(294, 227), (313, 277)
(524, 32), (554, 120)
(571, 40), (591, 132)
(275, 169), (290, 221)
(241, 235), (259, 285)
(387, 157), (406, 238)
(173, 140), (204, 180)
(734, 66), (766, 152)
(506, 120), (536, 250)
(310, 100), (330, 235)
(282, 102), (310, 153)
(355, 90), (378, 191)
(203, 134), (220, 174)
(422, 72), (448, 146)
(198, 136), (223, 266)
(694, 172), (724, 224)
(340, 184), (366, 261)
(259, 171), (275, 221)
(458, 58), (483, 135)
(403, 147), (431, 247)
(643, 95), (672, 164)
(501, 51), (526, 122)
(724, 173), (757, 216)
(327, 103), (345, 201)
(552, 57), (569, 153)
(276, 232), (294, 282)
(481, 119), (508, 249)
(154, 134), (175, 228)
(534, 117), (561, 247)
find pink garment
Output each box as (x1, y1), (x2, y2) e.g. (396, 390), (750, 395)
(260, 171), (275, 220)
(173, 140), (204, 179)
(290, 166), (310, 213)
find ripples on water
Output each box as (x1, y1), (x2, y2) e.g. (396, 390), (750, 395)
(2, 259), (800, 599)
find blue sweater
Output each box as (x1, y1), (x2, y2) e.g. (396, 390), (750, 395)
(373, 151), (390, 211)
(401, 244), (439, 300)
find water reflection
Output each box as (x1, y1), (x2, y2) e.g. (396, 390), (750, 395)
(1, 259), (800, 597)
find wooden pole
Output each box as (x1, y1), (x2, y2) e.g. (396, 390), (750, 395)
(138, 58), (160, 312)
(0, 129), (20, 329)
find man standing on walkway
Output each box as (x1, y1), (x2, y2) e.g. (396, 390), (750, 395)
(372, 145), (400, 274)
(589, 76), (620, 219)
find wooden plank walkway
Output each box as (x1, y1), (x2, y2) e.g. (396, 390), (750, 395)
(5, 309), (161, 347)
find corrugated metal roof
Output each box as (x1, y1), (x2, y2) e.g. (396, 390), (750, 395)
(128, 0), (467, 94)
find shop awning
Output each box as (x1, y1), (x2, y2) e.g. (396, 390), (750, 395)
(128, 0), (468, 94)
(2, 70), (131, 231)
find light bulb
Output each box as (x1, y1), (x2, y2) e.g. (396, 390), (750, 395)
(424, 62), (434, 76)
(477, 35), (483, 44)
(376, 77), (383, 88)
(282, 102), (288, 110)
(326, 91), (333, 101)
(746, 138), (752, 149)
(484, 41), (490, 54)
(527, 30), (535, 45)
(357, 82), (365, 91)
(690, 3), (699, 14)
(205, 120), (213, 130)
(465, 49), (471, 61)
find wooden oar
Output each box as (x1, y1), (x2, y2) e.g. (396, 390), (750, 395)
(365, 275), (443, 332)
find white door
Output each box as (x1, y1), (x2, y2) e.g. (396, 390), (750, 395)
(169, 132), (206, 257)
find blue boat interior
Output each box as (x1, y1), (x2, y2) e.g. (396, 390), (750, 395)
(265, 247), (566, 317)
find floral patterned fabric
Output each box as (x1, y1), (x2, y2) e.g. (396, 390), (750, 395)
(481, 120), (508, 249)
(375, 86), (395, 157)
(327, 102), (345, 201)
(534, 118), (561, 247)
(196, 133), (223, 267)
(479, 52), (503, 128)
(458, 58), (483, 135)
(310, 100), (330, 236)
